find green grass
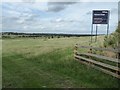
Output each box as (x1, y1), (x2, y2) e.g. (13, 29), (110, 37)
(0, 39), (2, 89)
(2, 37), (119, 88)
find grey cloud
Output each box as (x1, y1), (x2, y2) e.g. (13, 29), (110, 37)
(47, 1), (78, 12)
(2, 16), (19, 24)
(47, 4), (66, 12)
(48, 2), (77, 5)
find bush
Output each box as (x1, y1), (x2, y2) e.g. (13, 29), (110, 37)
(104, 22), (120, 48)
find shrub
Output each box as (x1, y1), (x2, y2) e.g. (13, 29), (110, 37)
(104, 21), (120, 48)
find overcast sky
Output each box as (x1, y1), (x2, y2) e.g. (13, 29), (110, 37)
(1, 1), (119, 34)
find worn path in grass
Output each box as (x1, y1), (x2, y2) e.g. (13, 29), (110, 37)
(2, 36), (119, 88)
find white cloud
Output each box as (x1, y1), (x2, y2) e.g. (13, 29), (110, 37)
(23, 25), (28, 29)
(17, 19), (25, 24)
(2, 0), (119, 2)
(2, 2), (118, 34)
(40, 26), (45, 29)
(55, 18), (63, 22)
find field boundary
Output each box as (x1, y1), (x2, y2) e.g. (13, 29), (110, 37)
(74, 44), (120, 79)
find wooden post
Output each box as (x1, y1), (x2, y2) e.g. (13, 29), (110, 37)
(118, 52), (120, 75)
(74, 44), (78, 58)
(88, 47), (93, 64)
(116, 52), (120, 75)
(118, 52), (120, 63)
(90, 48), (92, 53)
(88, 48), (92, 58)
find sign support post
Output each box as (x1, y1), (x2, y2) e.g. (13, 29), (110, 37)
(91, 24), (93, 43)
(107, 11), (110, 36)
(95, 24), (98, 42)
(107, 24), (109, 36)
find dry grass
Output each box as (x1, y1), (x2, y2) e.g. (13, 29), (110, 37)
(2, 36), (119, 88)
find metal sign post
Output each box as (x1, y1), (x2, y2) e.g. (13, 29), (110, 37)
(91, 10), (110, 43)
(91, 24), (93, 43)
(107, 11), (110, 36)
(95, 24), (98, 42)
(107, 23), (109, 36)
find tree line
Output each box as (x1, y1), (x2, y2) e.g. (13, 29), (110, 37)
(1, 32), (97, 39)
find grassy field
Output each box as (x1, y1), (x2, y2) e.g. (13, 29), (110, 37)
(0, 39), (2, 89)
(2, 36), (119, 88)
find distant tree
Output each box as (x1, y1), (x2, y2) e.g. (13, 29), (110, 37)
(57, 36), (60, 38)
(51, 36), (54, 38)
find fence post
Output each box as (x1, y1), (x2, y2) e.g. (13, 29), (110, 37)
(74, 44), (78, 57)
(118, 52), (120, 62)
(89, 46), (93, 65)
(116, 51), (120, 75)
(118, 52), (120, 75)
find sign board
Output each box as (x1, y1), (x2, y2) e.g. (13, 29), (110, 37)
(91, 10), (110, 43)
(92, 10), (109, 24)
